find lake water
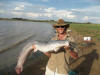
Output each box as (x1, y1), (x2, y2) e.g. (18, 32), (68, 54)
(0, 20), (55, 74)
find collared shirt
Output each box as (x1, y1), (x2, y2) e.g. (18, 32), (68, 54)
(47, 31), (75, 74)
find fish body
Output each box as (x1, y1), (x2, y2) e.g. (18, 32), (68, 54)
(15, 40), (69, 73)
(34, 40), (69, 52)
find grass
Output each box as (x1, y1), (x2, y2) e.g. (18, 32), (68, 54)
(70, 23), (100, 41)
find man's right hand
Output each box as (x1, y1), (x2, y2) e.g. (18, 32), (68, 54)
(32, 45), (37, 52)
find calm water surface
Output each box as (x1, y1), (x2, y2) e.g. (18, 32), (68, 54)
(0, 20), (55, 74)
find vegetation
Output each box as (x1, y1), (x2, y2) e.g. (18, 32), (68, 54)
(70, 23), (100, 41)
(0, 18), (55, 23)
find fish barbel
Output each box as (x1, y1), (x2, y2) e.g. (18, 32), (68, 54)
(15, 40), (69, 73)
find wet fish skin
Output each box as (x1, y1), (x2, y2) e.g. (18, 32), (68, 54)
(15, 40), (69, 74)
(34, 40), (69, 52)
(16, 43), (33, 73)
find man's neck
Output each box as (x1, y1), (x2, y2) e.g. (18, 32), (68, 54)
(58, 32), (67, 40)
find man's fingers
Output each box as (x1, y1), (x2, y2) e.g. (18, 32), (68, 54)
(32, 45), (37, 52)
(70, 51), (78, 59)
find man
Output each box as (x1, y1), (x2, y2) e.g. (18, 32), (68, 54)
(15, 19), (78, 75)
(45, 19), (78, 75)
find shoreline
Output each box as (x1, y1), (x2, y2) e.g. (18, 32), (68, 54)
(0, 18), (55, 23)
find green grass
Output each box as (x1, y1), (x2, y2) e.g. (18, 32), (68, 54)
(70, 23), (100, 41)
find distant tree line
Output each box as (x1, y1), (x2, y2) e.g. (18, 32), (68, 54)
(12, 18), (27, 20)
(0, 17), (93, 24)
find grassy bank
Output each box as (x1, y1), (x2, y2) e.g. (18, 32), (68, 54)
(70, 23), (100, 41)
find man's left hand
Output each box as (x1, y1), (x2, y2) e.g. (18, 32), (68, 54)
(70, 51), (78, 59)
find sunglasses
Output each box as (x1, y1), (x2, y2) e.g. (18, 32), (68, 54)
(55, 26), (65, 28)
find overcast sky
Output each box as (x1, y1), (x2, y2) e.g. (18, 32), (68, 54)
(0, 0), (100, 23)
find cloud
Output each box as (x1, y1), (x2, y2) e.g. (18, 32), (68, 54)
(0, 9), (4, 13)
(12, 1), (45, 12)
(26, 13), (40, 18)
(14, 5), (25, 10)
(56, 10), (76, 19)
(25, 12), (53, 18)
(11, 11), (24, 16)
(83, 16), (89, 21)
(14, 7), (24, 11)
(71, 9), (85, 12)
(44, 7), (55, 12)
(72, 5), (100, 13)
(70, 5), (100, 23)
(1, 0), (100, 23)
(12, 2), (33, 11)
(83, 16), (100, 21)
(42, 13), (52, 18)
(44, 7), (76, 19)
(82, 16), (100, 23)
(14, 7), (76, 19)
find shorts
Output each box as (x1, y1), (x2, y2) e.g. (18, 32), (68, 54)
(45, 67), (68, 75)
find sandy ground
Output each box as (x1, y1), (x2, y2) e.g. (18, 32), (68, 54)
(14, 29), (100, 75)
(69, 29), (100, 75)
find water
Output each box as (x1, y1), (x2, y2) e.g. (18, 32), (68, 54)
(0, 20), (55, 74)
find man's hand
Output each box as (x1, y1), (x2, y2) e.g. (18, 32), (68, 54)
(64, 45), (78, 59)
(43, 52), (51, 57)
(70, 51), (78, 59)
(32, 45), (36, 52)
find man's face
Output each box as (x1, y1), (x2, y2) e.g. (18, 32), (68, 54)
(56, 26), (66, 34)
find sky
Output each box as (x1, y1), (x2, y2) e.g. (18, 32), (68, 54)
(0, 0), (100, 23)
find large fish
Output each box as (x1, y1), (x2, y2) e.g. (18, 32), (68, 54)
(34, 40), (69, 52)
(15, 40), (69, 74)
